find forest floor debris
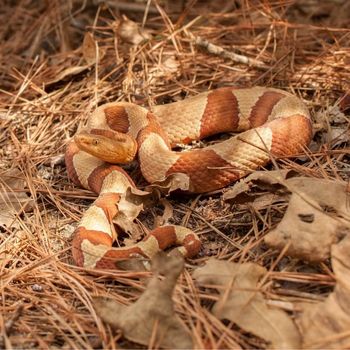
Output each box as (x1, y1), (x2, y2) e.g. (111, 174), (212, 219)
(0, 0), (349, 348)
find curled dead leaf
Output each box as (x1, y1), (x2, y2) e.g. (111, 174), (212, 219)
(45, 32), (105, 86)
(113, 185), (158, 237)
(147, 172), (191, 194)
(193, 259), (301, 349)
(149, 55), (180, 82)
(264, 177), (350, 262)
(298, 235), (350, 348)
(223, 170), (350, 262)
(114, 16), (151, 45)
(45, 65), (90, 85)
(82, 32), (106, 66)
(223, 169), (296, 204)
(153, 198), (174, 228)
(93, 253), (193, 349)
(315, 104), (348, 126)
(322, 126), (350, 148)
(82, 32), (98, 65)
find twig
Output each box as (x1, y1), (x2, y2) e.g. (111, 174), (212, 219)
(191, 35), (269, 70)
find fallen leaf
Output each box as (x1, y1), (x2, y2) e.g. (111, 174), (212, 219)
(44, 32), (105, 86)
(223, 171), (350, 262)
(149, 55), (180, 82)
(298, 235), (350, 349)
(82, 32), (105, 66)
(113, 186), (158, 239)
(153, 198), (174, 228)
(249, 192), (283, 210)
(82, 32), (97, 65)
(0, 169), (34, 228)
(147, 172), (191, 194)
(217, 172), (350, 348)
(193, 259), (301, 349)
(45, 65), (89, 85)
(49, 154), (65, 167)
(264, 177), (350, 262)
(223, 169), (297, 204)
(314, 104), (348, 126)
(114, 16), (151, 45)
(322, 126), (350, 148)
(93, 253), (193, 349)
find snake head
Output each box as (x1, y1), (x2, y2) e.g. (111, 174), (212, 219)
(74, 130), (137, 164)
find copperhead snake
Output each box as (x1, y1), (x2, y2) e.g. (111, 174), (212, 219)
(65, 86), (312, 269)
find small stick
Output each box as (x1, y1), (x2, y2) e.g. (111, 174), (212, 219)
(192, 35), (269, 70)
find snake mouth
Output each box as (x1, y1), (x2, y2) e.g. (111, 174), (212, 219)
(74, 131), (137, 164)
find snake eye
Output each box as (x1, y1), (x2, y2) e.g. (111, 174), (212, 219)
(93, 139), (99, 146)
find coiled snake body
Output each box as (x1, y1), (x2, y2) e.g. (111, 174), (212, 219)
(65, 87), (312, 269)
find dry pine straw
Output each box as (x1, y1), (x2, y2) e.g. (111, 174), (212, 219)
(0, 0), (349, 348)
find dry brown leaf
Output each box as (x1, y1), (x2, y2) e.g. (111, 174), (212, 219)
(223, 171), (350, 262)
(265, 177), (350, 262)
(147, 172), (191, 194)
(82, 32), (105, 66)
(114, 16), (151, 45)
(315, 104), (348, 126)
(249, 192), (282, 210)
(45, 32), (106, 86)
(82, 32), (97, 65)
(93, 253), (193, 349)
(45, 65), (90, 85)
(149, 55), (180, 82)
(49, 154), (65, 167)
(223, 169), (297, 203)
(153, 198), (174, 228)
(322, 126), (350, 147)
(0, 169), (34, 228)
(193, 259), (301, 349)
(113, 186), (158, 239)
(298, 235), (350, 348)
